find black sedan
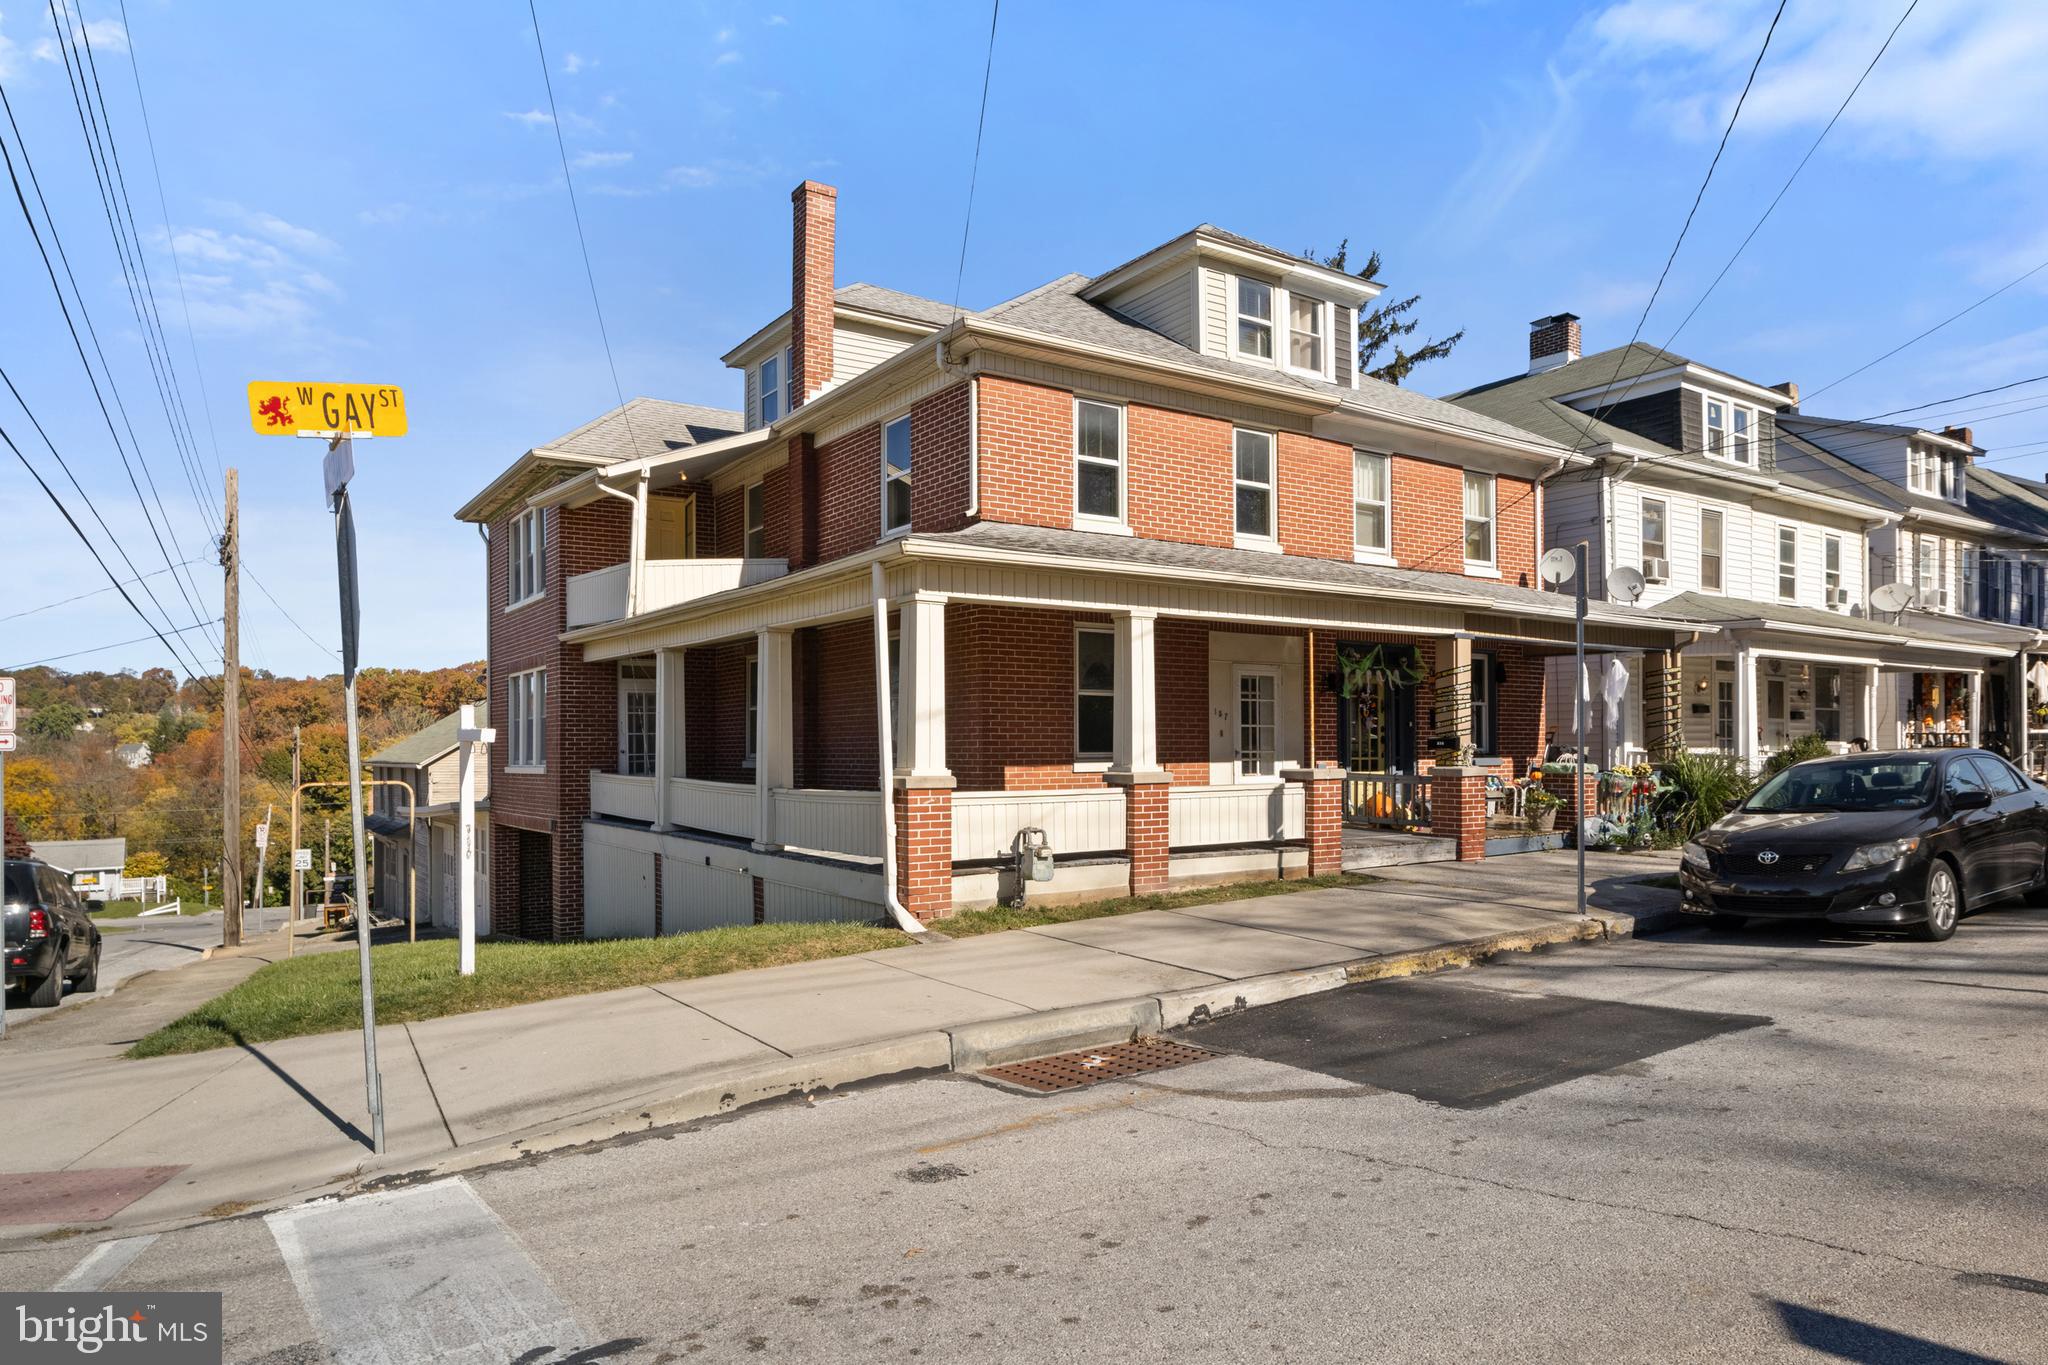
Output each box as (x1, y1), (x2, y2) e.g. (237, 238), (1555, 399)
(1678, 748), (2048, 942)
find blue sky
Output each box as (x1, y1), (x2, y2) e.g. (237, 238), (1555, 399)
(3, 0), (2045, 680)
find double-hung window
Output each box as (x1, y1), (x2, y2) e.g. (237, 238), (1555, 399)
(1732, 407), (1753, 464)
(1824, 535), (1843, 607)
(1074, 399), (1124, 525)
(1289, 294), (1324, 373)
(1917, 535), (1946, 611)
(618, 660), (656, 777)
(1699, 508), (1724, 591)
(508, 668), (546, 770)
(1353, 450), (1390, 556)
(881, 414), (912, 535)
(508, 508), (544, 606)
(1705, 400), (1727, 457)
(1704, 397), (1757, 464)
(1640, 498), (1667, 580)
(1962, 548), (1979, 618)
(743, 482), (766, 558)
(758, 352), (783, 426)
(1233, 429), (1275, 542)
(1777, 526), (1798, 600)
(1235, 278), (1274, 359)
(1075, 627), (1116, 760)
(1463, 471), (1496, 568)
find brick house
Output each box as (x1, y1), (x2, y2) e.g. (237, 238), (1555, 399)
(456, 182), (1701, 940)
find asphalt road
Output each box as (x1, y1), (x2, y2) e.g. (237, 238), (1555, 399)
(7, 905), (2048, 1362)
(4, 904), (286, 1021)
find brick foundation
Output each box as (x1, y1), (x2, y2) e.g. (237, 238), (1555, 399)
(1286, 768), (1347, 875)
(894, 786), (954, 921)
(1123, 780), (1171, 894)
(1430, 766), (1491, 862)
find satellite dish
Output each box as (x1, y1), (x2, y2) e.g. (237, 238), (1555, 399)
(1606, 566), (1648, 604)
(1869, 581), (1914, 614)
(1539, 547), (1578, 586)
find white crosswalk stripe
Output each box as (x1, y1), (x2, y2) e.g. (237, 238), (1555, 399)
(53, 1234), (160, 1291)
(266, 1178), (586, 1365)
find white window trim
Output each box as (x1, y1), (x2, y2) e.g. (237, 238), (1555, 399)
(758, 352), (783, 428)
(1231, 427), (1279, 550)
(1232, 665), (1282, 782)
(505, 508), (545, 610)
(1698, 506), (1724, 594)
(743, 481), (766, 559)
(1229, 274), (1277, 366)
(1462, 470), (1497, 573)
(743, 653), (759, 768)
(1641, 497), (1668, 579)
(1824, 534), (1844, 610)
(880, 412), (913, 538)
(1702, 393), (1760, 466)
(618, 660), (657, 777)
(1286, 292), (1332, 381)
(1352, 448), (1393, 563)
(1777, 524), (1799, 601)
(1074, 624), (1116, 762)
(1072, 396), (1128, 532)
(506, 667), (547, 772)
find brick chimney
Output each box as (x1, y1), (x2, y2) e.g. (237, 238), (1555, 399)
(1528, 313), (1581, 374)
(790, 180), (837, 409)
(1941, 425), (1974, 451)
(1770, 380), (1799, 411)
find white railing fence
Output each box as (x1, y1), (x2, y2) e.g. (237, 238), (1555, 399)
(1167, 784), (1304, 848)
(951, 788), (1127, 862)
(566, 558), (790, 628)
(669, 778), (756, 842)
(588, 771), (656, 823)
(771, 788), (883, 859)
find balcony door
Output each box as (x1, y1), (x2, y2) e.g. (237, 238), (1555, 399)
(648, 494), (696, 560)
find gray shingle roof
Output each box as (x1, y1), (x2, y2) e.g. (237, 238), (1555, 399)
(537, 399), (741, 464)
(369, 703), (489, 768)
(834, 282), (958, 328)
(983, 276), (1559, 450)
(916, 521), (1704, 628)
(1965, 466), (2048, 539)
(28, 838), (126, 873)
(1440, 343), (1688, 454)
(1773, 427), (1998, 523)
(1654, 591), (2034, 648)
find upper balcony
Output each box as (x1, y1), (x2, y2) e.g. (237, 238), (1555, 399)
(567, 557), (789, 628)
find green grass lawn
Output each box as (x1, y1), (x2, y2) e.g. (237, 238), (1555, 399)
(126, 870), (1380, 1059)
(92, 900), (206, 920)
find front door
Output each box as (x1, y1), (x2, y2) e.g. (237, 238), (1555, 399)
(1765, 678), (1789, 750)
(647, 495), (695, 560)
(1339, 646), (1418, 774)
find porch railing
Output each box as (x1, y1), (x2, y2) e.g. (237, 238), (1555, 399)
(668, 777), (755, 841)
(1168, 784), (1304, 848)
(952, 789), (1126, 862)
(771, 788), (883, 860)
(589, 771), (655, 823)
(1345, 771), (1432, 832)
(566, 557), (790, 628)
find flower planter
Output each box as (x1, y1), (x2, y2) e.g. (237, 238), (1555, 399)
(1528, 808), (1559, 833)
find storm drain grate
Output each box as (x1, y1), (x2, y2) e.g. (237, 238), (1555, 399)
(980, 1038), (1218, 1093)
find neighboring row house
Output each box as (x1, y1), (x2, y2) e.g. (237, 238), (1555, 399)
(367, 705), (491, 934)
(1447, 318), (2048, 769)
(453, 182), (1705, 939)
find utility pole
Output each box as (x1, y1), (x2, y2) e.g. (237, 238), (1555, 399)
(221, 467), (243, 948)
(290, 726), (302, 932)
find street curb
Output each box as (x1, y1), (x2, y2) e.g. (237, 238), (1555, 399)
(948, 998), (1161, 1072)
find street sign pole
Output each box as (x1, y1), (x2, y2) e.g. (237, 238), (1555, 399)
(1, 674), (12, 1043)
(1575, 541), (1589, 922)
(456, 703), (495, 977)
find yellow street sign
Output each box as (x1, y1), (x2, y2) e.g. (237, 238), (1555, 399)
(246, 382), (408, 437)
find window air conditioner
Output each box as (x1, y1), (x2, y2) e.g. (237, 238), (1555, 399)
(1642, 556), (1669, 584)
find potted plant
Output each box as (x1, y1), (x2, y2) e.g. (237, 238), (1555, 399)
(1525, 786), (1563, 833)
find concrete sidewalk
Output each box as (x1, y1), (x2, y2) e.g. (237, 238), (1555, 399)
(0, 851), (1677, 1241)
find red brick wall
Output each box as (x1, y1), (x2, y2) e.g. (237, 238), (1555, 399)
(975, 376), (1073, 530)
(762, 460), (796, 564)
(894, 787), (951, 919)
(1275, 430), (1353, 560)
(684, 640), (754, 785)
(1389, 456), (1539, 587)
(711, 485), (744, 559)
(768, 382), (972, 570)
(814, 423), (880, 564)
(790, 181), (835, 407)
(1125, 403), (1236, 547)
(911, 382), (972, 535)
(795, 620), (881, 790)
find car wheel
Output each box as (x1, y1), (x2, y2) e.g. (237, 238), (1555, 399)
(1912, 861), (1961, 942)
(26, 962), (62, 1007)
(1704, 913), (1747, 933)
(74, 941), (100, 993)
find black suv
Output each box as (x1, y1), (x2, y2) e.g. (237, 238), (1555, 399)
(4, 858), (103, 1007)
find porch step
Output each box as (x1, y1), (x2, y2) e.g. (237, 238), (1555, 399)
(1341, 831), (1459, 870)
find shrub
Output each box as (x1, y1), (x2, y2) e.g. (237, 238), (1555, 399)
(1656, 749), (1755, 839)
(1760, 732), (1833, 779)
(1525, 787), (1563, 812)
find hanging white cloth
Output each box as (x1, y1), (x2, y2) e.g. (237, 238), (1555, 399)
(1602, 657), (1631, 744)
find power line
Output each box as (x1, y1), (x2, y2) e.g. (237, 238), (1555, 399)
(525, 0), (639, 454)
(5, 618), (220, 671)
(1656, 0), (1917, 354)
(0, 559), (201, 624)
(1864, 372), (2048, 423)
(116, 0), (225, 496)
(950, 0), (1000, 320)
(1804, 255), (2048, 405)
(242, 559), (342, 660)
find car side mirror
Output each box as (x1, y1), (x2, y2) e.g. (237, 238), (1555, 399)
(1950, 788), (1992, 811)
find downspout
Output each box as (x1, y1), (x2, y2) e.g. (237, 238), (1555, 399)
(594, 480), (642, 616)
(873, 560), (928, 935)
(938, 336), (978, 517)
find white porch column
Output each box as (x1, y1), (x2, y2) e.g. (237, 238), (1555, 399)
(1861, 667), (1879, 749)
(1735, 646), (1760, 768)
(628, 471), (650, 616)
(652, 646), (684, 832)
(753, 628), (794, 850)
(1110, 608), (1166, 780)
(1968, 671), (1983, 747)
(896, 591), (951, 781)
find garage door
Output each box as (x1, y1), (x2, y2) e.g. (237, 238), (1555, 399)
(662, 857), (752, 933)
(583, 840), (656, 939)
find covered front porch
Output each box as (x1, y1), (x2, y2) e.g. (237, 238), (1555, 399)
(568, 535), (1699, 932)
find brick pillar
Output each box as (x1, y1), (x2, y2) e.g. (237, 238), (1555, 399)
(1429, 765), (1490, 862)
(894, 784), (953, 922)
(1123, 780), (1171, 895)
(1541, 767), (1600, 833)
(1284, 767), (1346, 876)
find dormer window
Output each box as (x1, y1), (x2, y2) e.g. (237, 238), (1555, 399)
(1911, 441), (1962, 500)
(1704, 395), (1759, 465)
(1289, 295), (1324, 374)
(759, 353), (782, 425)
(1235, 278), (1274, 360)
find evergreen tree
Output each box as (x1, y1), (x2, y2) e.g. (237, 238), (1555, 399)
(1308, 241), (1465, 387)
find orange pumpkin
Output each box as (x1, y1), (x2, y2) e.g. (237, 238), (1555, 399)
(1365, 791), (1395, 819)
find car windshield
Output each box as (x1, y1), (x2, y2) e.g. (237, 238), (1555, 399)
(1744, 756), (1938, 813)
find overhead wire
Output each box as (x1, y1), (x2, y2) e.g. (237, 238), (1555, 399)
(950, 0), (1000, 320)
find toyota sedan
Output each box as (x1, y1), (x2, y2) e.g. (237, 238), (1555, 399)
(1678, 748), (2048, 941)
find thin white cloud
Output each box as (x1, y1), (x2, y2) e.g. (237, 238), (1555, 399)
(503, 108), (554, 127)
(572, 149), (633, 169)
(153, 205), (344, 339)
(28, 12), (125, 62)
(1430, 63), (1581, 247)
(714, 50), (742, 66)
(766, 13), (789, 25)
(0, 12), (21, 79)
(357, 203), (412, 227)
(562, 50), (591, 75)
